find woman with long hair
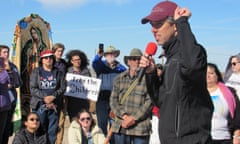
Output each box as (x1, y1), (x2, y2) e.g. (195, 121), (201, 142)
(65, 50), (91, 121)
(207, 63), (240, 144)
(68, 109), (105, 144)
(224, 53), (240, 98)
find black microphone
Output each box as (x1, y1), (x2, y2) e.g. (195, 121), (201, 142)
(138, 42), (158, 83)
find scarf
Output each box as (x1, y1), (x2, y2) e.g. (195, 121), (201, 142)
(218, 82), (236, 118)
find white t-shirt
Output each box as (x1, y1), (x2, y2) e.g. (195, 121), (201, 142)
(210, 88), (231, 140)
(225, 73), (240, 99)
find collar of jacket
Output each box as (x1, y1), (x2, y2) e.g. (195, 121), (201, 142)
(162, 36), (178, 59)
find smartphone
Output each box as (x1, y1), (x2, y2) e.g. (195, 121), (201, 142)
(99, 43), (104, 53)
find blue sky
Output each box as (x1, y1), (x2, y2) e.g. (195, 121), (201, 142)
(1, 0), (240, 71)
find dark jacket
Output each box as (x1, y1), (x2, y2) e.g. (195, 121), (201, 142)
(13, 129), (49, 144)
(29, 67), (66, 110)
(146, 17), (213, 144)
(0, 70), (11, 112)
(54, 58), (67, 75)
(8, 62), (22, 103)
(226, 87), (240, 137)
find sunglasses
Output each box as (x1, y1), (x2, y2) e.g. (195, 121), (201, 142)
(80, 117), (91, 122)
(29, 118), (39, 122)
(43, 56), (54, 60)
(231, 62), (240, 66)
(150, 21), (165, 29)
(129, 57), (140, 61)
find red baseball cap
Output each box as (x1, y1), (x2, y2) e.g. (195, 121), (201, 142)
(40, 49), (53, 58)
(141, 1), (177, 24)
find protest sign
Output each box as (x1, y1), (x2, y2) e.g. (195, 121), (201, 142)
(64, 73), (101, 101)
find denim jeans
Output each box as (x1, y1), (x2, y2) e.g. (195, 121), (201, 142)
(36, 105), (59, 144)
(114, 133), (149, 144)
(96, 99), (111, 136)
(96, 99), (115, 144)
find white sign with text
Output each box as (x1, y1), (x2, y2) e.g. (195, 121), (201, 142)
(64, 73), (101, 101)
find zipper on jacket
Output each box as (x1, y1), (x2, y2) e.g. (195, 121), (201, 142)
(175, 104), (180, 137)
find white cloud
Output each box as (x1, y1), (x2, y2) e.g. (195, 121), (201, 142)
(35, 0), (130, 8)
(36, 0), (89, 8)
(95, 0), (130, 5)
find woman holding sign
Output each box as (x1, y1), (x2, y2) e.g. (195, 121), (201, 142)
(65, 49), (91, 121)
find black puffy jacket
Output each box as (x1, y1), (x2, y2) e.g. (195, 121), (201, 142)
(146, 17), (214, 144)
(13, 129), (49, 144)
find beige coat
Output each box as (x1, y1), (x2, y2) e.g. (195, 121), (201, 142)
(68, 120), (106, 144)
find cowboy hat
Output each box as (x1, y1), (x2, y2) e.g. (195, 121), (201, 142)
(124, 48), (143, 65)
(104, 45), (120, 57)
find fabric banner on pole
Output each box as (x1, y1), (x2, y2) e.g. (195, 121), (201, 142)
(11, 13), (53, 132)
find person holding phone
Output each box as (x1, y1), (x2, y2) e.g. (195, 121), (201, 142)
(92, 44), (126, 143)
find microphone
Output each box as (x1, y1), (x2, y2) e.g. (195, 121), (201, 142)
(138, 42), (158, 83)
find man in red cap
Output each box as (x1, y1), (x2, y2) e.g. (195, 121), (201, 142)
(29, 49), (66, 144)
(140, 1), (213, 144)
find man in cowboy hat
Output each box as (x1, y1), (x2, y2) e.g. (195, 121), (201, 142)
(110, 48), (152, 144)
(92, 45), (126, 143)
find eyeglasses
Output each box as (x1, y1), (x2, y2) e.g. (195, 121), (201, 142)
(129, 57), (140, 61)
(80, 117), (91, 122)
(231, 62), (240, 66)
(29, 118), (39, 122)
(71, 59), (81, 62)
(43, 56), (54, 60)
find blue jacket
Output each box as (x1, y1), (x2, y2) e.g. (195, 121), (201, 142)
(92, 55), (126, 91)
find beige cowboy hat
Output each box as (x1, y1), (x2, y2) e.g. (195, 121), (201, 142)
(104, 45), (120, 57)
(124, 48), (143, 65)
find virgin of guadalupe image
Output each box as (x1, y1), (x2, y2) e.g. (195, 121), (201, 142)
(11, 13), (52, 119)
(21, 26), (47, 94)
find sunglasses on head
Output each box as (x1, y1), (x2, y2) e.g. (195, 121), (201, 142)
(29, 118), (39, 122)
(80, 117), (91, 122)
(231, 62), (240, 66)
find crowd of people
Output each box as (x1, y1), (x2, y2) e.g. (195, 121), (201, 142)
(0, 1), (240, 144)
